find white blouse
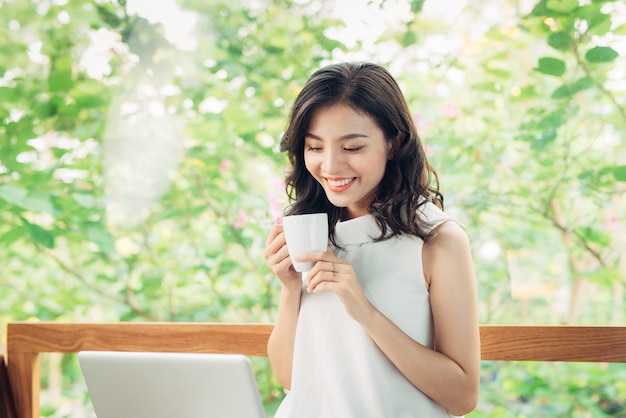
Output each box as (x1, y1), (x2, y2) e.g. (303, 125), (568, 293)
(274, 201), (460, 418)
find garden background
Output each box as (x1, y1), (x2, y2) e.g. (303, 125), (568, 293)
(1, 0), (625, 416)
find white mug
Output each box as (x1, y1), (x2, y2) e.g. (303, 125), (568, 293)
(282, 213), (328, 272)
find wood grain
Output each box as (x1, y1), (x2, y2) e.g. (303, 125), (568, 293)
(6, 353), (38, 418)
(480, 325), (626, 362)
(8, 322), (273, 356)
(0, 355), (17, 418)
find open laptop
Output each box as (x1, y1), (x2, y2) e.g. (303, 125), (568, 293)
(78, 351), (265, 418)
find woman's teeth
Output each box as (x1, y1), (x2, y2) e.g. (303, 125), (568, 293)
(328, 178), (355, 187)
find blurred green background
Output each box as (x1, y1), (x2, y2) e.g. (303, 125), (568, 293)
(1, 0), (625, 416)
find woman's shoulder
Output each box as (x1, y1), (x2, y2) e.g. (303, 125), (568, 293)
(422, 220), (471, 288)
(423, 220), (471, 275)
(417, 200), (454, 232)
(418, 199), (469, 252)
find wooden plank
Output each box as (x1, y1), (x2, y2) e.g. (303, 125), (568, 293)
(0, 355), (17, 418)
(480, 325), (626, 362)
(7, 323), (274, 356)
(6, 353), (38, 418)
(9, 323), (626, 362)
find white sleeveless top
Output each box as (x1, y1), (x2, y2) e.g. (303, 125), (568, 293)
(274, 201), (460, 418)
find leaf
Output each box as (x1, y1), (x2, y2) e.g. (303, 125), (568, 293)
(48, 72), (74, 92)
(0, 183), (28, 205)
(547, 32), (571, 51)
(538, 109), (566, 130)
(34, 100), (58, 119)
(546, 0), (578, 13)
(575, 225), (611, 246)
(410, 0), (426, 13)
(577, 5), (611, 36)
(0, 183), (55, 213)
(572, 76), (593, 92)
(551, 77), (594, 99)
(582, 269), (619, 288)
(53, 55), (73, 73)
(614, 22), (626, 35)
(72, 193), (96, 208)
(74, 94), (107, 108)
(614, 165), (626, 182)
(588, 15), (611, 36)
(585, 46), (618, 63)
(551, 85), (571, 99)
(88, 228), (116, 254)
(401, 31), (418, 47)
(577, 169), (594, 180)
(19, 195), (55, 213)
(0, 227), (26, 247)
(486, 68), (510, 78)
(22, 219), (55, 249)
(535, 57), (566, 76)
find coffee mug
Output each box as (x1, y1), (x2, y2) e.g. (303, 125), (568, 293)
(282, 213), (328, 272)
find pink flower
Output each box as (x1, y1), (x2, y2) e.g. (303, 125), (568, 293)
(266, 177), (286, 223)
(233, 210), (247, 229)
(424, 144), (433, 157)
(440, 103), (460, 118)
(413, 112), (433, 130)
(268, 199), (283, 223)
(604, 215), (618, 231)
(219, 159), (232, 172)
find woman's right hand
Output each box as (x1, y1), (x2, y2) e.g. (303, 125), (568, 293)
(264, 224), (302, 290)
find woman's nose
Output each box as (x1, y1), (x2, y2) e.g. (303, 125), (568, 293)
(321, 149), (343, 172)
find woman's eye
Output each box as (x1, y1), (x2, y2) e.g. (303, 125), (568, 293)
(306, 146), (322, 152)
(345, 146), (364, 152)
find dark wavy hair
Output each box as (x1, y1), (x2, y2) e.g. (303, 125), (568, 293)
(280, 62), (443, 244)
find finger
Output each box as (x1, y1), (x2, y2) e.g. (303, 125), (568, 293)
(295, 250), (333, 263)
(263, 230), (286, 260)
(307, 270), (338, 293)
(267, 244), (292, 272)
(307, 260), (339, 286)
(264, 224), (284, 247)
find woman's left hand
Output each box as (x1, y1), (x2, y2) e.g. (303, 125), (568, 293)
(296, 249), (375, 323)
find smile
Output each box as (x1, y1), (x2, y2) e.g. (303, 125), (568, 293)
(325, 177), (356, 191)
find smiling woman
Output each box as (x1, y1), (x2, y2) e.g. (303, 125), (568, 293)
(263, 62), (480, 417)
(1, 0), (624, 416)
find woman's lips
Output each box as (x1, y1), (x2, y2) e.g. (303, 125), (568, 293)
(325, 177), (356, 192)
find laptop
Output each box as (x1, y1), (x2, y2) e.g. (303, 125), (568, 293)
(78, 351), (266, 418)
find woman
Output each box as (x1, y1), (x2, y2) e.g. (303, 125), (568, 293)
(263, 62), (480, 417)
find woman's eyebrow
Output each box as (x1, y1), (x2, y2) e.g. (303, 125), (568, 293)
(304, 132), (369, 141)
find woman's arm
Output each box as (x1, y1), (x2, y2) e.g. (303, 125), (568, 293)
(264, 224), (303, 389)
(365, 221), (480, 415)
(267, 286), (301, 389)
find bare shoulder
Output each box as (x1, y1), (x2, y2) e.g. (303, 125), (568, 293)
(424, 220), (470, 252)
(422, 221), (472, 285)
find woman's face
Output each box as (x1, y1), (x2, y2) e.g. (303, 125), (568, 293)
(304, 103), (392, 219)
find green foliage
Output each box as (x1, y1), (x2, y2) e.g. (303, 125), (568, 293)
(1, 0), (625, 416)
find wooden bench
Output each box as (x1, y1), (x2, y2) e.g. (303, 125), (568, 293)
(5, 322), (626, 418)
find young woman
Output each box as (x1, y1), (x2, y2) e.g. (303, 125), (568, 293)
(263, 62), (480, 417)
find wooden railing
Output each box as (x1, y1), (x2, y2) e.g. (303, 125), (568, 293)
(5, 322), (626, 418)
